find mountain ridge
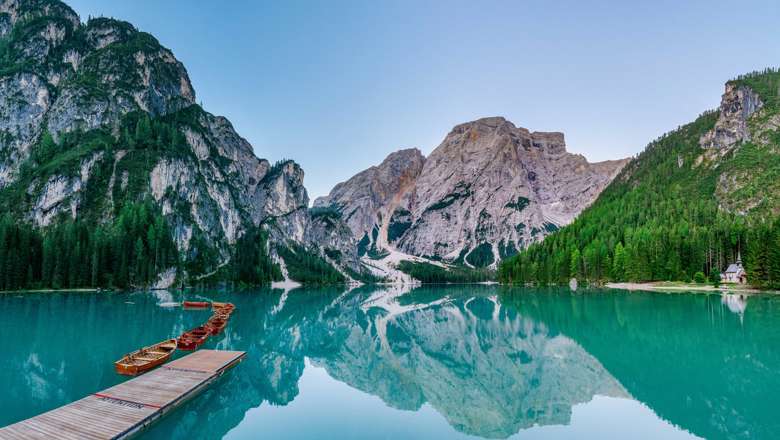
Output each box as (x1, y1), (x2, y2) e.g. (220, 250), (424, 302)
(316, 116), (628, 270)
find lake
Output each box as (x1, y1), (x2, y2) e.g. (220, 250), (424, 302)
(0, 286), (778, 439)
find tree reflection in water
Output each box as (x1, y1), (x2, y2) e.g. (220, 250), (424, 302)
(2, 286), (776, 439)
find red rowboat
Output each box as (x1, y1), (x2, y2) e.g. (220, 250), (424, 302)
(176, 336), (199, 351)
(183, 301), (210, 308)
(177, 326), (210, 350)
(212, 310), (231, 319)
(206, 318), (227, 335)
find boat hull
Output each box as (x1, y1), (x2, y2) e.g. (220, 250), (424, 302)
(183, 301), (210, 309)
(114, 339), (177, 376)
(178, 327), (210, 350)
(206, 319), (227, 335)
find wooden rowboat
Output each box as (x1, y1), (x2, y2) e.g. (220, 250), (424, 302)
(176, 336), (199, 351)
(206, 318), (227, 335)
(183, 301), (210, 308)
(177, 326), (210, 350)
(114, 339), (177, 376)
(212, 309), (232, 319)
(213, 304), (234, 316)
(213, 305), (232, 313)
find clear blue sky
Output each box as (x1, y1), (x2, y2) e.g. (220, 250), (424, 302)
(66, 0), (780, 199)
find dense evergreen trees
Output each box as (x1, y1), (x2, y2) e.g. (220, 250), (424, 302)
(397, 261), (495, 283)
(0, 216), (42, 291)
(230, 226), (282, 285)
(500, 71), (780, 289)
(743, 219), (780, 289)
(498, 110), (755, 286)
(0, 107), (331, 289)
(276, 243), (345, 284)
(0, 201), (178, 290)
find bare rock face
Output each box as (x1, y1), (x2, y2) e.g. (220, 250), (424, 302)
(305, 210), (361, 271)
(700, 83), (763, 150)
(0, 73), (51, 185)
(318, 117), (628, 266)
(708, 80), (780, 216)
(0, 5), (196, 186)
(313, 148), (425, 242)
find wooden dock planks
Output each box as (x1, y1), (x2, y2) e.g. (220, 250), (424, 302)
(0, 350), (246, 440)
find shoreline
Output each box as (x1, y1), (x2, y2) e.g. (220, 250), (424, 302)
(606, 282), (773, 294)
(2, 282), (774, 295)
(0, 288), (100, 294)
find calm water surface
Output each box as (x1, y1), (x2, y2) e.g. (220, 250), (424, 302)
(0, 286), (778, 439)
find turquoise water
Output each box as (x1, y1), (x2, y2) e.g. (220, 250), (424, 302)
(1, 286), (778, 439)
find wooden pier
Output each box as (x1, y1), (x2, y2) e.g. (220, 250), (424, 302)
(0, 350), (246, 439)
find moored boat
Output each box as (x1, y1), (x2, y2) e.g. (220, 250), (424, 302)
(177, 326), (210, 350)
(206, 317), (227, 334)
(114, 339), (177, 376)
(212, 309), (232, 319)
(176, 335), (199, 351)
(212, 302), (235, 313)
(183, 301), (210, 309)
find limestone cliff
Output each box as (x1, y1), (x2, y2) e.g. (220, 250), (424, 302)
(316, 117), (628, 267)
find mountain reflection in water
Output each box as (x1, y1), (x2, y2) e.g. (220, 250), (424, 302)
(1, 286), (777, 439)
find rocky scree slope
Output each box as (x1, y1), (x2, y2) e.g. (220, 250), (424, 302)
(0, 0), (361, 284)
(315, 117), (628, 269)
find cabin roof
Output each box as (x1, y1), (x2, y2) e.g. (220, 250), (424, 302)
(725, 264), (743, 274)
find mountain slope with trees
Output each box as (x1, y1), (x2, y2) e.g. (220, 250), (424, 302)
(499, 69), (780, 288)
(0, 0), (366, 288)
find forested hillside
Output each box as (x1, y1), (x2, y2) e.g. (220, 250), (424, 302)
(0, 0), (365, 289)
(499, 69), (780, 288)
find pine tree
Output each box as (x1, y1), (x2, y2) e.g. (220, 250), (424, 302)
(570, 249), (582, 281)
(134, 116), (152, 149)
(612, 242), (626, 281)
(132, 237), (145, 286)
(768, 220), (780, 288)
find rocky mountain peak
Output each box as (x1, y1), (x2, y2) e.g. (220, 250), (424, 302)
(313, 147), (425, 245)
(452, 115), (514, 131)
(0, 1), (199, 187)
(84, 17), (138, 50)
(317, 117), (628, 268)
(442, 116), (567, 159)
(378, 147), (424, 169)
(700, 82), (763, 150)
(0, 0), (79, 33)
